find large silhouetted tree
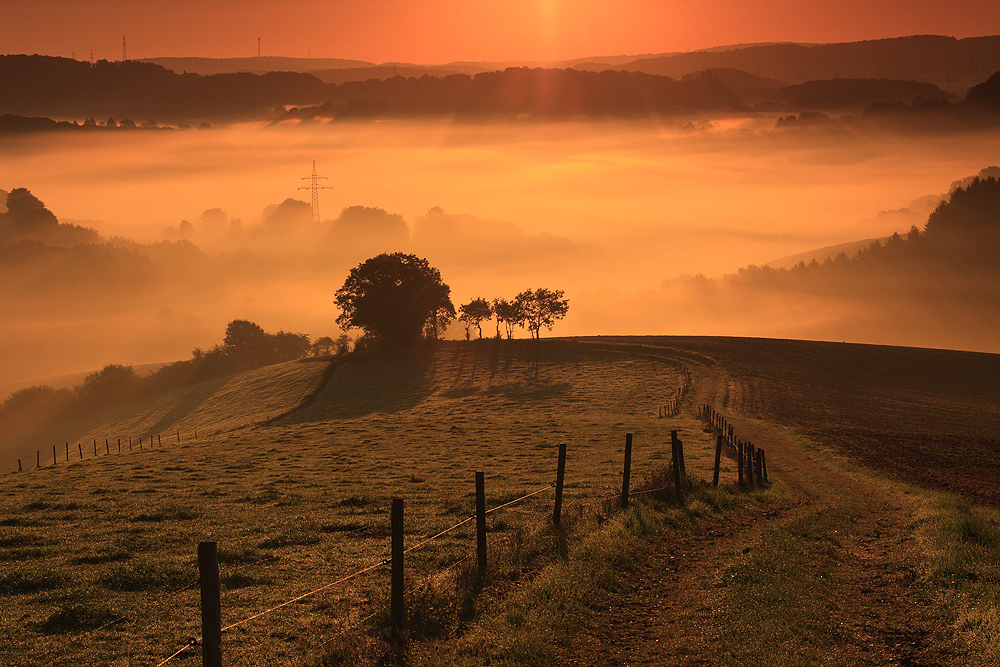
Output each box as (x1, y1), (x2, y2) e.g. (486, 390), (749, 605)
(515, 288), (569, 339)
(335, 252), (454, 349)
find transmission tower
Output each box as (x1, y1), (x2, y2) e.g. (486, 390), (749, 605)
(299, 161), (331, 225)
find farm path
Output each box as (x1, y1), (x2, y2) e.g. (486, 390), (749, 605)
(558, 356), (961, 666)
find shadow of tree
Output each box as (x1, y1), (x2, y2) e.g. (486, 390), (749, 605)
(282, 351), (438, 422)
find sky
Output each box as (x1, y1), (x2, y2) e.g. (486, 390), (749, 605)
(3, 0), (1000, 64)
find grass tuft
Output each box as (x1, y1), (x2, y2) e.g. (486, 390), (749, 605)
(98, 561), (191, 592)
(35, 603), (121, 634)
(0, 569), (67, 595)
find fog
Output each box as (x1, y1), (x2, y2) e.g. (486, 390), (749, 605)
(2, 117), (999, 387)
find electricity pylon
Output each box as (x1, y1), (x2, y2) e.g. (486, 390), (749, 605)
(299, 161), (331, 225)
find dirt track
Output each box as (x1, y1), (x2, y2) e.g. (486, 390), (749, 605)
(557, 350), (964, 666)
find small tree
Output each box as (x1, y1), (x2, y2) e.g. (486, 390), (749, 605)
(76, 364), (140, 407)
(223, 319), (269, 369)
(310, 335), (336, 356)
(493, 298), (524, 339)
(515, 288), (569, 339)
(335, 253), (454, 349)
(459, 297), (493, 339)
(272, 331), (311, 361)
(424, 304), (457, 341)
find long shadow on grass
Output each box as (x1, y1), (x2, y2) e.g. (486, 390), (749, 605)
(281, 351), (438, 422)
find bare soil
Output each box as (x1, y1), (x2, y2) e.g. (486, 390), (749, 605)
(559, 337), (984, 665)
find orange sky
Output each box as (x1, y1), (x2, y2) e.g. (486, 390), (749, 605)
(4, 0), (1000, 64)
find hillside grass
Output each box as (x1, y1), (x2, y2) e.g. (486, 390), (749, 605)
(3, 357), (332, 467)
(0, 339), (708, 666)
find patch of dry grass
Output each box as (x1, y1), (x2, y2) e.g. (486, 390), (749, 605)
(0, 340), (706, 666)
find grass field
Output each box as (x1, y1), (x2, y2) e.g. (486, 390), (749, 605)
(0, 339), (708, 666)
(5, 335), (1000, 666)
(623, 336), (1000, 506)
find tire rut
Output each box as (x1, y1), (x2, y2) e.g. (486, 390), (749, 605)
(557, 360), (962, 666)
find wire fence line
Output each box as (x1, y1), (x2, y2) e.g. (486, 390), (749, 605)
(153, 482), (558, 666)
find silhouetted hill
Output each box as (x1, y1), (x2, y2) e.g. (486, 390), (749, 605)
(775, 78), (951, 111)
(281, 67), (744, 120)
(681, 68), (787, 91)
(766, 238), (889, 270)
(967, 70), (1000, 108)
(142, 56), (374, 76)
(306, 64), (469, 85)
(0, 55), (329, 122)
(4, 51), (999, 127)
(621, 35), (1000, 93)
(726, 173), (1000, 296)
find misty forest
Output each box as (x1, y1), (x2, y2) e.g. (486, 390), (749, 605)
(3, 31), (1000, 667)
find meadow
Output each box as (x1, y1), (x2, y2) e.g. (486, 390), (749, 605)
(0, 340), (707, 666)
(5, 335), (1000, 665)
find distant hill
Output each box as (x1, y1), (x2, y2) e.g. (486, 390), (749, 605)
(724, 173), (1000, 302)
(766, 237), (889, 270)
(775, 78), (951, 111)
(306, 64), (469, 85)
(282, 67), (744, 120)
(4, 46), (1000, 125)
(681, 67), (787, 91)
(618, 35), (1000, 93)
(142, 56), (374, 76)
(0, 55), (330, 122)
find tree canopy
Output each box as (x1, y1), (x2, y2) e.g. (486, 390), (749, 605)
(459, 297), (492, 339)
(924, 176), (1000, 250)
(335, 252), (454, 349)
(515, 288), (570, 339)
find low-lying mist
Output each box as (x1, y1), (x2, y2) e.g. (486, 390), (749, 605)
(2, 117), (999, 387)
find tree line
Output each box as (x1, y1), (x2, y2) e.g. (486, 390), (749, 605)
(335, 252), (569, 349)
(0, 320), (343, 441)
(458, 291), (570, 340)
(721, 175), (1000, 296)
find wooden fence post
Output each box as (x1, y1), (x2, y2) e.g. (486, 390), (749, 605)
(746, 443), (756, 490)
(36, 451), (39, 468)
(118, 438), (121, 453)
(78, 443), (83, 459)
(105, 439), (109, 455)
(756, 449), (764, 487)
(18, 459), (22, 472)
(53, 445), (57, 465)
(737, 440), (744, 487)
(93, 440), (97, 456)
(621, 433), (633, 510)
(65, 442), (69, 461)
(129, 437), (132, 451)
(391, 497), (405, 645)
(553, 443), (567, 526)
(671, 432), (685, 504)
(158, 435), (161, 447)
(476, 472), (487, 590)
(198, 541), (222, 667)
(672, 430), (686, 478)
(713, 434), (723, 487)
(760, 449), (768, 484)
(177, 431), (180, 443)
